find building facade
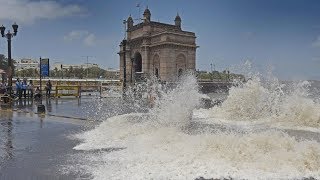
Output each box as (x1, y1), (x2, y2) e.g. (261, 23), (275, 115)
(119, 8), (197, 83)
(15, 58), (39, 71)
(53, 62), (99, 71)
(105, 68), (120, 80)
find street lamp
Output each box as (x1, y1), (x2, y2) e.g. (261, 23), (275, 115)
(0, 23), (19, 96)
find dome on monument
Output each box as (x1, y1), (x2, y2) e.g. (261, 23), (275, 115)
(144, 7), (151, 15)
(127, 15), (133, 22)
(175, 14), (181, 21)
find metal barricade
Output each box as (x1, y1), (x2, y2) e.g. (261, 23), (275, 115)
(55, 85), (80, 98)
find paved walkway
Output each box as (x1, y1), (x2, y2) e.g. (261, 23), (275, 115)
(0, 98), (96, 179)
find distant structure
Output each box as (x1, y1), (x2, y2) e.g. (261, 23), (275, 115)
(15, 58), (39, 71)
(53, 62), (99, 71)
(119, 7), (197, 83)
(105, 68), (120, 80)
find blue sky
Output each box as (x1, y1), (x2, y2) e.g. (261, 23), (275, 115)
(0, 0), (319, 80)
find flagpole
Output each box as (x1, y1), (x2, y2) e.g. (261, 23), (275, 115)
(136, 3), (141, 22)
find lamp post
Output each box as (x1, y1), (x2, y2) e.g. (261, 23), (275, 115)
(0, 23), (19, 96)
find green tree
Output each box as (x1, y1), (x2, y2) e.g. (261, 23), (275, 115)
(15, 68), (36, 77)
(69, 66), (74, 77)
(54, 67), (58, 77)
(74, 67), (84, 79)
(86, 67), (106, 78)
(0, 54), (8, 70)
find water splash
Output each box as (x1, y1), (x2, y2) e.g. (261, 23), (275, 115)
(74, 73), (202, 150)
(207, 74), (320, 128)
(149, 73), (202, 127)
(72, 124), (320, 179)
(68, 73), (320, 179)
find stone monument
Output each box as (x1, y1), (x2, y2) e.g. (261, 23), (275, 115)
(119, 7), (197, 83)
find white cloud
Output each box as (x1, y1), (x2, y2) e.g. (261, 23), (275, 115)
(312, 36), (320, 47)
(64, 30), (97, 47)
(64, 30), (89, 41)
(0, 0), (86, 24)
(83, 33), (97, 46)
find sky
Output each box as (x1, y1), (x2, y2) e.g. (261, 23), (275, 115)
(0, 0), (319, 80)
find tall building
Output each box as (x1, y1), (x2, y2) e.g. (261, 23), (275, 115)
(119, 7), (197, 83)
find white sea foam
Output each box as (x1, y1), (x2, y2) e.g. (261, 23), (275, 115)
(72, 120), (320, 179)
(69, 73), (320, 179)
(203, 77), (320, 128)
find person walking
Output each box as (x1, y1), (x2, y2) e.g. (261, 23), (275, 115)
(45, 80), (52, 97)
(21, 78), (28, 98)
(15, 78), (22, 99)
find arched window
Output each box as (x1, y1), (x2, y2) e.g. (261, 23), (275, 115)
(178, 68), (183, 77)
(176, 54), (186, 77)
(153, 54), (160, 78)
(134, 52), (142, 72)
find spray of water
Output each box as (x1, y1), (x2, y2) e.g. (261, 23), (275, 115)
(149, 73), (202, 127)
(206, 75), (320, 129)
(67, 72), (320, 179)
(74, 73), (202, 149)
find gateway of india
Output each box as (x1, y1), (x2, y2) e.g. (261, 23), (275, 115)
(118, 7), (197, 83)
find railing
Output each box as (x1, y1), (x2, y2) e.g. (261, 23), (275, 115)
(55, 85), (80, 98)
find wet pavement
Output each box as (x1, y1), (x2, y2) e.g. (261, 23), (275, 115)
(0, 97), (97, 180)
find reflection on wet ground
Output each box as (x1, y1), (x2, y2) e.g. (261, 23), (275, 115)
(9, 97), (84, 118)
(0, 97), (97, 179)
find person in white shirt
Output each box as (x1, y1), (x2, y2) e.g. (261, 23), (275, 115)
(27, 80), (34, 98)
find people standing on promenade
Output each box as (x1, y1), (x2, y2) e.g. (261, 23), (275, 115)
(0, 81), (9, 103)
(27, 80), (34, 98)
(21, 78), (28, 98)
(45, 80), (52, 97)
(15, 78), (22, 99)
(34, 87), (42, 99)
(0, 81), (6, 94)
(3, 81), (8, 92)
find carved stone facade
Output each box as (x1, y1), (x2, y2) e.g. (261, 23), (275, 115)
(119, 8), (197, 82)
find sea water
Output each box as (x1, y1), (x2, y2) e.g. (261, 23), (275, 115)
(67, 73), (320, 180)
